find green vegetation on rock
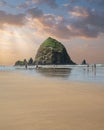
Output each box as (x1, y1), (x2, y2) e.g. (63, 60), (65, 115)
(40, 37), (64, 49)
(35, 37), (75, 65)
(15, 60), (25, 66)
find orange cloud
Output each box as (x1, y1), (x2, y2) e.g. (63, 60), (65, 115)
(69, 6), (89, 17)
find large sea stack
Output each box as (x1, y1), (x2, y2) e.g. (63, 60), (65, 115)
(35, 37), (75, 65)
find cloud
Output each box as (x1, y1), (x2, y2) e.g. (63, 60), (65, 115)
(32, 0), (58, 8)
(87, 0), (104, 6)
(27, 6), (104, 39)
(17, 3), (30, 9)
(17, 0), (58, 9)
(69, 7), (104, 38)
(1, 0), (104, 40)
(0, 0), (7, 6)
(17, 0), (34, 9)
(0, 10), (25, 29)
(27, 7), (43, 18)
(68, 6), (89, 17)
(27, 8), (69, 39)
(0, 0), (15, 8)
(69, 0), (104, 5)
(68, 0), (80, 3)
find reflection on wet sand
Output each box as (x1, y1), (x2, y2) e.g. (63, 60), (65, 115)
(36, 68), (72, 78)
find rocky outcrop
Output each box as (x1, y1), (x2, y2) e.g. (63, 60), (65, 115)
(82, 59), (87, 65)
(35, 37), (75, 65)
(15, 58), (34, 66)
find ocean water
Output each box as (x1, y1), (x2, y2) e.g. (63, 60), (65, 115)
(0, 66), (15, 71)
(0, 65), (104, 83)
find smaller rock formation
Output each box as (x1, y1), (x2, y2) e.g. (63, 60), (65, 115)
(15, 58), (35, 66)
(28, 58), (34, 65)
(15, 60), (25, 66)
(82, 59), (87, 65)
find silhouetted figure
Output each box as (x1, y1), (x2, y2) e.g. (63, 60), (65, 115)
(87, 64), (89, 73)
(87, 64), (89, 67)
(36, 62), (38, 69)
(24, 59), (28, 69)
(36, 65), (38, 69)
(94, 64), (96, 76)
(25, 63), (27, 69)
(94, 64), (96, 68)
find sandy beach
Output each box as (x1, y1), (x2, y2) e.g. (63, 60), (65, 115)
(0, 71), (104, 130)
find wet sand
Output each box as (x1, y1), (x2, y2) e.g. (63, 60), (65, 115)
(0, 71), (104, 130)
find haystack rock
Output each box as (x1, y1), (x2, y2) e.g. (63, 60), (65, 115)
(35, 37), (75, 65)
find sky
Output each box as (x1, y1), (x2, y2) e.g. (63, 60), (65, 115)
(0, 0), (104, 65)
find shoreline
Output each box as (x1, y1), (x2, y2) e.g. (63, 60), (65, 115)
(0, 65), (104, 84)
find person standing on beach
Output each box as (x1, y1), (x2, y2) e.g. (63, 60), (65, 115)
(94, 64), (96, 68)
(94, 64), (96, 76)
(24, 59), (28, 69)
(87, 64), (89, 72)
